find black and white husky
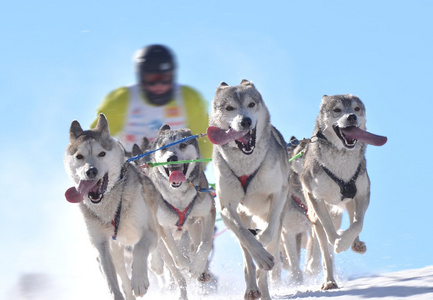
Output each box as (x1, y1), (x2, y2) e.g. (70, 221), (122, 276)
(145, 125), (216, 299)
(300, 94), (387, 290)
(64, 114), (159, 300)
(277, 137), (318, 286)
(207, 80), (289, 300)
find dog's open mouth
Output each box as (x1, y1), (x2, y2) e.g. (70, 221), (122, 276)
(334, 125), (358, 149)
(206, 125), (257, 154)
(334, 125), (388, 148)
(235, 127), (256, 155)
(87, 173), (109, 204)
(65, 173), (108, 204)
(164, 164), (188, 188)
(206, 126), (249, 145)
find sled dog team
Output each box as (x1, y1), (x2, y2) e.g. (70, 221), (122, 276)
(64, 79), (387, 300)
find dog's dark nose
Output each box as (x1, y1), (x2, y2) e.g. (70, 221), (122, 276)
(241, 117), (252, 129)
(347, 114), (357, 124)
(167, 155), (178, 162)
(86, 167), (98, 179)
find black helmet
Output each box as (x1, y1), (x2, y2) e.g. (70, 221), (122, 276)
(135, 45), (177, 105)
(135, 44), (176, 74)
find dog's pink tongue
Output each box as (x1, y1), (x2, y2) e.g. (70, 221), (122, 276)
(207, 126), (248, 145)
(341, 127), (388, 146)
(65, 180), (99, 203)
(169, 171), (186, 184)
(65, 187), (83, 203)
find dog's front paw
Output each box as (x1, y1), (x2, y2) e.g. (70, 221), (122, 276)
(334, 237), (351, 253)
(352, 240), (367, 254)
(335, 228), (364, 253)
(245, 289), (261, 300)
(321, 281), (339, 290)
(334, 231), (353, 253)
(250, 244), (274, 270)
(189, 256), (207, 279)
(198, 271), (212, 282)
(131, 274), (149, 297)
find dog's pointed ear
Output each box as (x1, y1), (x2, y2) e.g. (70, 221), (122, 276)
(216, 82), (229, 92)
(158, 124), (170, 135)
(321, 95), (329, 104)
(132, 143), (143, 156)
(69, 120), (83, 142)
(95, 113), (110, 137)
(216, 82), (229, 94)
(141, 137), (150, 151)
(345, 93), (360, 102)
(240, 79), (253, 87)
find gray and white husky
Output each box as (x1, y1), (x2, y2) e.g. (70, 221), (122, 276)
(64, 114), (159, 300)
(300, 94), (387, 290)
(278, 137), (318, 286)
(146, 125), (216, 299)
(207, 80), (289, 300)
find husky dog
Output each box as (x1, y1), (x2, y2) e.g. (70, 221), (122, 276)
(277, 137), (317, 285)
(207, 80), (289, 300)
(146, 125), (216, 299)
(64, 114), (160, 300)
(300, 94), (387, 290)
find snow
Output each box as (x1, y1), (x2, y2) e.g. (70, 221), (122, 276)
(5, 264), (433, 299)
(4, 214), (433, 300)
(277, 267), (433, 299)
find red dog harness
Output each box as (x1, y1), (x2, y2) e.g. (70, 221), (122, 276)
(237, 168), (259, 193)
(162, 197), (196, 231)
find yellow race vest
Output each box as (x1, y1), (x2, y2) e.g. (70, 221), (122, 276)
(118, 84), (187, 151)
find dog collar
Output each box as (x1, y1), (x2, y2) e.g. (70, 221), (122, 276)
(321, 163), (362, 200)
(162, 197), (196, 231)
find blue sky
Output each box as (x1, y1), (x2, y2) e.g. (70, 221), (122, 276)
(1, 0), (432, 297)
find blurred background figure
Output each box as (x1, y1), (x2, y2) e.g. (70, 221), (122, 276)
(91, 44), (212, 160)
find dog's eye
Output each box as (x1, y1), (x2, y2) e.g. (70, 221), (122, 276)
(98, 151), (106, 157)
(76, 154), (84, 160)
(226, 105), (234, 111)
(354, 107), (360, 112)
(333, 108), (342, 113)
(179, 143), (187, 150)
(248, 102), (255, 108)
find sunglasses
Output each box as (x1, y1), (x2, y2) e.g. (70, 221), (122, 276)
(142, 73), (173, 86)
